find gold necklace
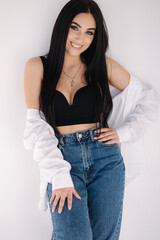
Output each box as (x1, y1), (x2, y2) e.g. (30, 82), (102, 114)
(62, 63), (82, 87)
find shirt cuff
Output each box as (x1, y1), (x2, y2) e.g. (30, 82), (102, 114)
(115, 125), (132, 143)
(52, 172), (75, 191)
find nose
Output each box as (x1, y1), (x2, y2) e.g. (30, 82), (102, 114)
(75, 32), (84, 43)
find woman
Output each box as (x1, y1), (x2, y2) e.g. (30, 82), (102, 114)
(23, 0), (156, 239)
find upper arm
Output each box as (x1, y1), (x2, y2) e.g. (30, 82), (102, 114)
(24, 57), (43, 109)
(105, 56), (130, 91)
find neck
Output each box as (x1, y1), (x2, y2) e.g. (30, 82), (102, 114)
(63, 51), (82, 70)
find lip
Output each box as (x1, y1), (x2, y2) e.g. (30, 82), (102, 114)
(70, 41), (83, 49)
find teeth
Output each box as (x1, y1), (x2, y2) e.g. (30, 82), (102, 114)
(71, 42), (82, 48)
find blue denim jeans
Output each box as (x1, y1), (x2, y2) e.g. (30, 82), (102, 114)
(47, 124), (125, 240)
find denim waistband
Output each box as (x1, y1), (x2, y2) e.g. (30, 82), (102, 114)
(55, 123), (109, 145)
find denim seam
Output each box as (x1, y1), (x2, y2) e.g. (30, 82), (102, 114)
(79, 141), (88, 185)
(85, 141), (93, 167)
(114, 169), (125, 239)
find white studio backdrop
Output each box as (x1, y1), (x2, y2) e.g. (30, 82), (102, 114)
(0, 0), (160, 239)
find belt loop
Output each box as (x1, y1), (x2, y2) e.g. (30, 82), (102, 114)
(59, 135), (64, 146)
(90, 126), (99, 142)
(90, 129), (94, 141)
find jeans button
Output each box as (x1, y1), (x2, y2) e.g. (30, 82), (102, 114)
(78, 133), (82, 138)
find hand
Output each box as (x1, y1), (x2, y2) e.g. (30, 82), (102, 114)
(94, 127), (120, 144)
(50, 187), (81, 214)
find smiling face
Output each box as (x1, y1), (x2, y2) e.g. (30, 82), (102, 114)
(65, 13), (96, 56)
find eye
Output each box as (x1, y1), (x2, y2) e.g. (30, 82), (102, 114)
(87, 31), (94, 36)
(70, 25), (94, 36)
(70, 25), (78, 30)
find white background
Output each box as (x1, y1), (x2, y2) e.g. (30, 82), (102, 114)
(0, 0), (160, 239)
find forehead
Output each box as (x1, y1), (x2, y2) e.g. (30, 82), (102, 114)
(72, 13), (96, 28)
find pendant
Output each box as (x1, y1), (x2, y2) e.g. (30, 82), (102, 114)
(70, 79), (76, 87)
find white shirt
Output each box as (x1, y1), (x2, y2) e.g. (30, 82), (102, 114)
(23, 73), (160, 211)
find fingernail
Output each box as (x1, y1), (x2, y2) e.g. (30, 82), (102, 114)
(68, 207), (71, 210)
(58, 210), (61, 214)
(79, 196), (81, 199)
(52, 209), (55, 212)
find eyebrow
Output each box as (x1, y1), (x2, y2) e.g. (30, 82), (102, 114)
(71, 21), (96, 31)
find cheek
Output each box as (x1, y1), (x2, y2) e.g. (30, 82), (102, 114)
(85, 37), (94, 47)
(67, 29), (76, 39)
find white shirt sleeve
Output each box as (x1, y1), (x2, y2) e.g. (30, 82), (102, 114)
(23, 108), (74, 191)
(115, 74), (160, 143)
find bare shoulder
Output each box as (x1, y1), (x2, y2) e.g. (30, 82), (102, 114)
(105, 56), (130, 91)
(24, 56), (44, 109)
(24, 56), (43, 79)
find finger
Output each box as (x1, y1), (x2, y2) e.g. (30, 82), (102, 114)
(105, 137), (118, 144)
(67, 194), (72, 210)
(58, 197), (66, 214)
(98, 135), (116, 143)
(95, 132), (113, 140)
(95, 128), (114, 137)
(73, 189), (81, 199)
(50, 192), (56, 204)
(95, 128), (110, 133)
(52, 195), (60, 213)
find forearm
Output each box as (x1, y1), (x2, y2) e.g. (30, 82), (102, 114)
(23, 109), (74, 191)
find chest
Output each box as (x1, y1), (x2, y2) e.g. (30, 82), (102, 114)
(55, 84), (89, 106)
(54, 84), (94, 108)
(53, 83), (97, 126)
(55, 74), (88, 106)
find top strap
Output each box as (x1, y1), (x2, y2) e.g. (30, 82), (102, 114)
(40, 56), (46, 68)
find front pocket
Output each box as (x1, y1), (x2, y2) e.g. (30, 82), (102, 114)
(57, 142), (64, 150)
(96, 139), (118, 148)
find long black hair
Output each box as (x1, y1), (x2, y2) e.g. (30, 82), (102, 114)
(39, 0), (113, 135)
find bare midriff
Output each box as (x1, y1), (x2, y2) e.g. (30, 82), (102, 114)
(56, 122), (100, 135)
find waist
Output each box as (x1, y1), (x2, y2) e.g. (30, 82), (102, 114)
(56, 122), (100, 135)
(55, 123), (104, 142)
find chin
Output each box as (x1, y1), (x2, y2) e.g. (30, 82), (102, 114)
(66, 49), (82, 56)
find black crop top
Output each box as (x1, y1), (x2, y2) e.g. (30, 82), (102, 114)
(40, 56), (99, 126)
